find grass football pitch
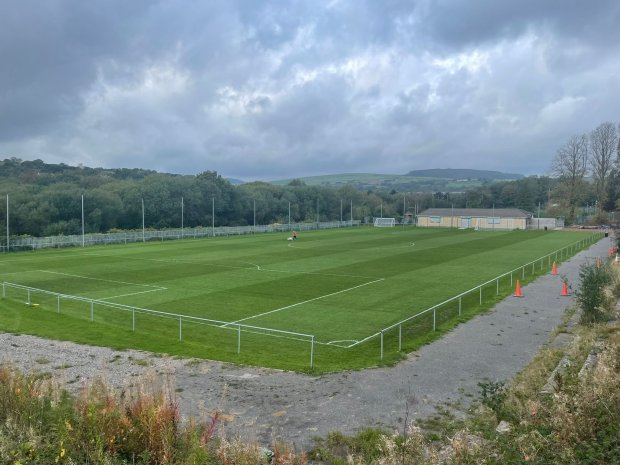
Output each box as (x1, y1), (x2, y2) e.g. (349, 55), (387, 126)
(0, 227), (601, 372)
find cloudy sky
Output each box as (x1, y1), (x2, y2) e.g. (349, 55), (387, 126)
(1, 0), (619, 180)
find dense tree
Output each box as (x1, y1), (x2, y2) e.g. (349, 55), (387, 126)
(589, 122), (618, 211)
(551, 134), (589, 222)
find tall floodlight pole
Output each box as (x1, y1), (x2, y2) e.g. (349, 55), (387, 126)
(81, 195), (85, 247)
(492, 203), (495, 231)
(538, 201), (541, 230)
(380, 202), (383, 219)
(288, 201), (291, 231)
(181, 196), (184, 238)
(212, 197), (215, 237)
(451, 203), (454, 228)
(340, 199), (343, 225)
(403, 195), (406, 225)
(316, 198), (319, 225)
(142, 198), (145, 242)
(5, 194), (9, 252)
(253, 199), (256, 233)
(350, 199), (353, 225)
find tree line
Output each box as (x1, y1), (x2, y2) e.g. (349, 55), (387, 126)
(551, 121), (620, 222)
(1, 125), (619, 239)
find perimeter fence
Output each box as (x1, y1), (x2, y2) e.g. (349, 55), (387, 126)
(373, 232), (604, 359)
(1, 282), (316, 369)
(0, 220), (361, 252)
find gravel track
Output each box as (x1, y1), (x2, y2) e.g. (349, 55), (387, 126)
(0, 235), (610, 448)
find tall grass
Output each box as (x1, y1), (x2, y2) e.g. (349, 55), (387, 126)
(0, 364), (306, 465)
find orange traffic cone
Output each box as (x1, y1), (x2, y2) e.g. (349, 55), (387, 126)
(561, 281), (570, 296)
(514, 279), (523, 297)
(551, 261), (557, 275)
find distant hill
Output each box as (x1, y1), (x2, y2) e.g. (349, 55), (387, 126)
(271, 169), (524, 192)
(406, 168), (523, 180)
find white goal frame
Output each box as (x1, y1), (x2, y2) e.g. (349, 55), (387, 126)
(373, 217), (396, 227)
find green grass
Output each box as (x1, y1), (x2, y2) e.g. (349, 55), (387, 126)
(0, 227), (601, 372)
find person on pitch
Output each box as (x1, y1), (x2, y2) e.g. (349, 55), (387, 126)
(292, 231), (298, 240)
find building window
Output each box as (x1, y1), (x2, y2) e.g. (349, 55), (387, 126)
(487, 217), (501, 224)
(430, 216), (441, 223)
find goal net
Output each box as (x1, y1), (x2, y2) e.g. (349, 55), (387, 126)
(373, 217), (396, 227)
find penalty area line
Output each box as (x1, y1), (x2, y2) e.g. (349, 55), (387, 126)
(98, 288), (167, 301)
(223, 277), (385, 327)
(37, 270), (167, 290)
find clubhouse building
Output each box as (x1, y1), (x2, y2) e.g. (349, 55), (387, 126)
(417, 208), (533, 230)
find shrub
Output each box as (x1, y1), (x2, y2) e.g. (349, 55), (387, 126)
(576, 263), (612, 324)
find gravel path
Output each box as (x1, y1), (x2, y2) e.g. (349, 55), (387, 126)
(0, 235), (610, 448)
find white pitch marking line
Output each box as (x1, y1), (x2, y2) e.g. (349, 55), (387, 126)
(98, 288), (167, 301)
(224, 278), (385, 326)
(37, 270), (167, 290)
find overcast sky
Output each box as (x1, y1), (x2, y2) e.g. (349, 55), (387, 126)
(1, 0), (619, 180)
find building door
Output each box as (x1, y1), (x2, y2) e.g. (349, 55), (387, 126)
(460, 217), (471, 228)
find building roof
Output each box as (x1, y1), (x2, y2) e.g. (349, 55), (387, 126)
(418, 208), (532, 218)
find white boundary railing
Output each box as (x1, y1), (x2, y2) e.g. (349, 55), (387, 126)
(0, 220), (361, 252)
(372, 232), (604, 360)
(1, 282), (316, 368)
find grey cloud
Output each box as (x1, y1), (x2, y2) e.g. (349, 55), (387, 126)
(419, 0), (620, 50)
(0, 0), (619, 180)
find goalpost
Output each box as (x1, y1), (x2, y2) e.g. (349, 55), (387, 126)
(373, 217), (396, 227)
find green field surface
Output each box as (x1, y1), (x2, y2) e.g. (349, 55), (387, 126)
(0, 227), (601, 372)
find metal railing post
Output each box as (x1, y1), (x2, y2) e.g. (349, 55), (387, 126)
(132, 309), (135, 331)
(310, 336), (315, 369)
(237, 325), (241, 354)
(496, 278), (499, 295)
(398, 324), (402, 351)
(479, 287), (482, 305)
(57, 295), (60, 313)
(459, 297), (462, 316)
(380, 331), (384, 360)
(90, 300), (94, 321)
(27, 289), (31, 305)
(179, 317), (182, 341)
(433, 309), (436, 331)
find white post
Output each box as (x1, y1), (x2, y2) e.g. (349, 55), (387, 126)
(181, 196), (184, 238)
(316, 198), (319, 225)
(288, 201), (291, 231)
(253, 199), (256, 233)
(350, 199), (353, 225)
(340, 199), (343, 225)
(179, 317), (182, 340)
(380, 202), (383, 219)
(5, 194), (8, 252)
(238, 325), (241, 353)
(380, 331), (384, 360)
(403, 195), (406, 224)
(81, 194), (85, 247)
(212, 197), (215, 237)
(310, 336), (315, 369)
(141, 198), (145, 242)
(451, 203), (454, 228)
